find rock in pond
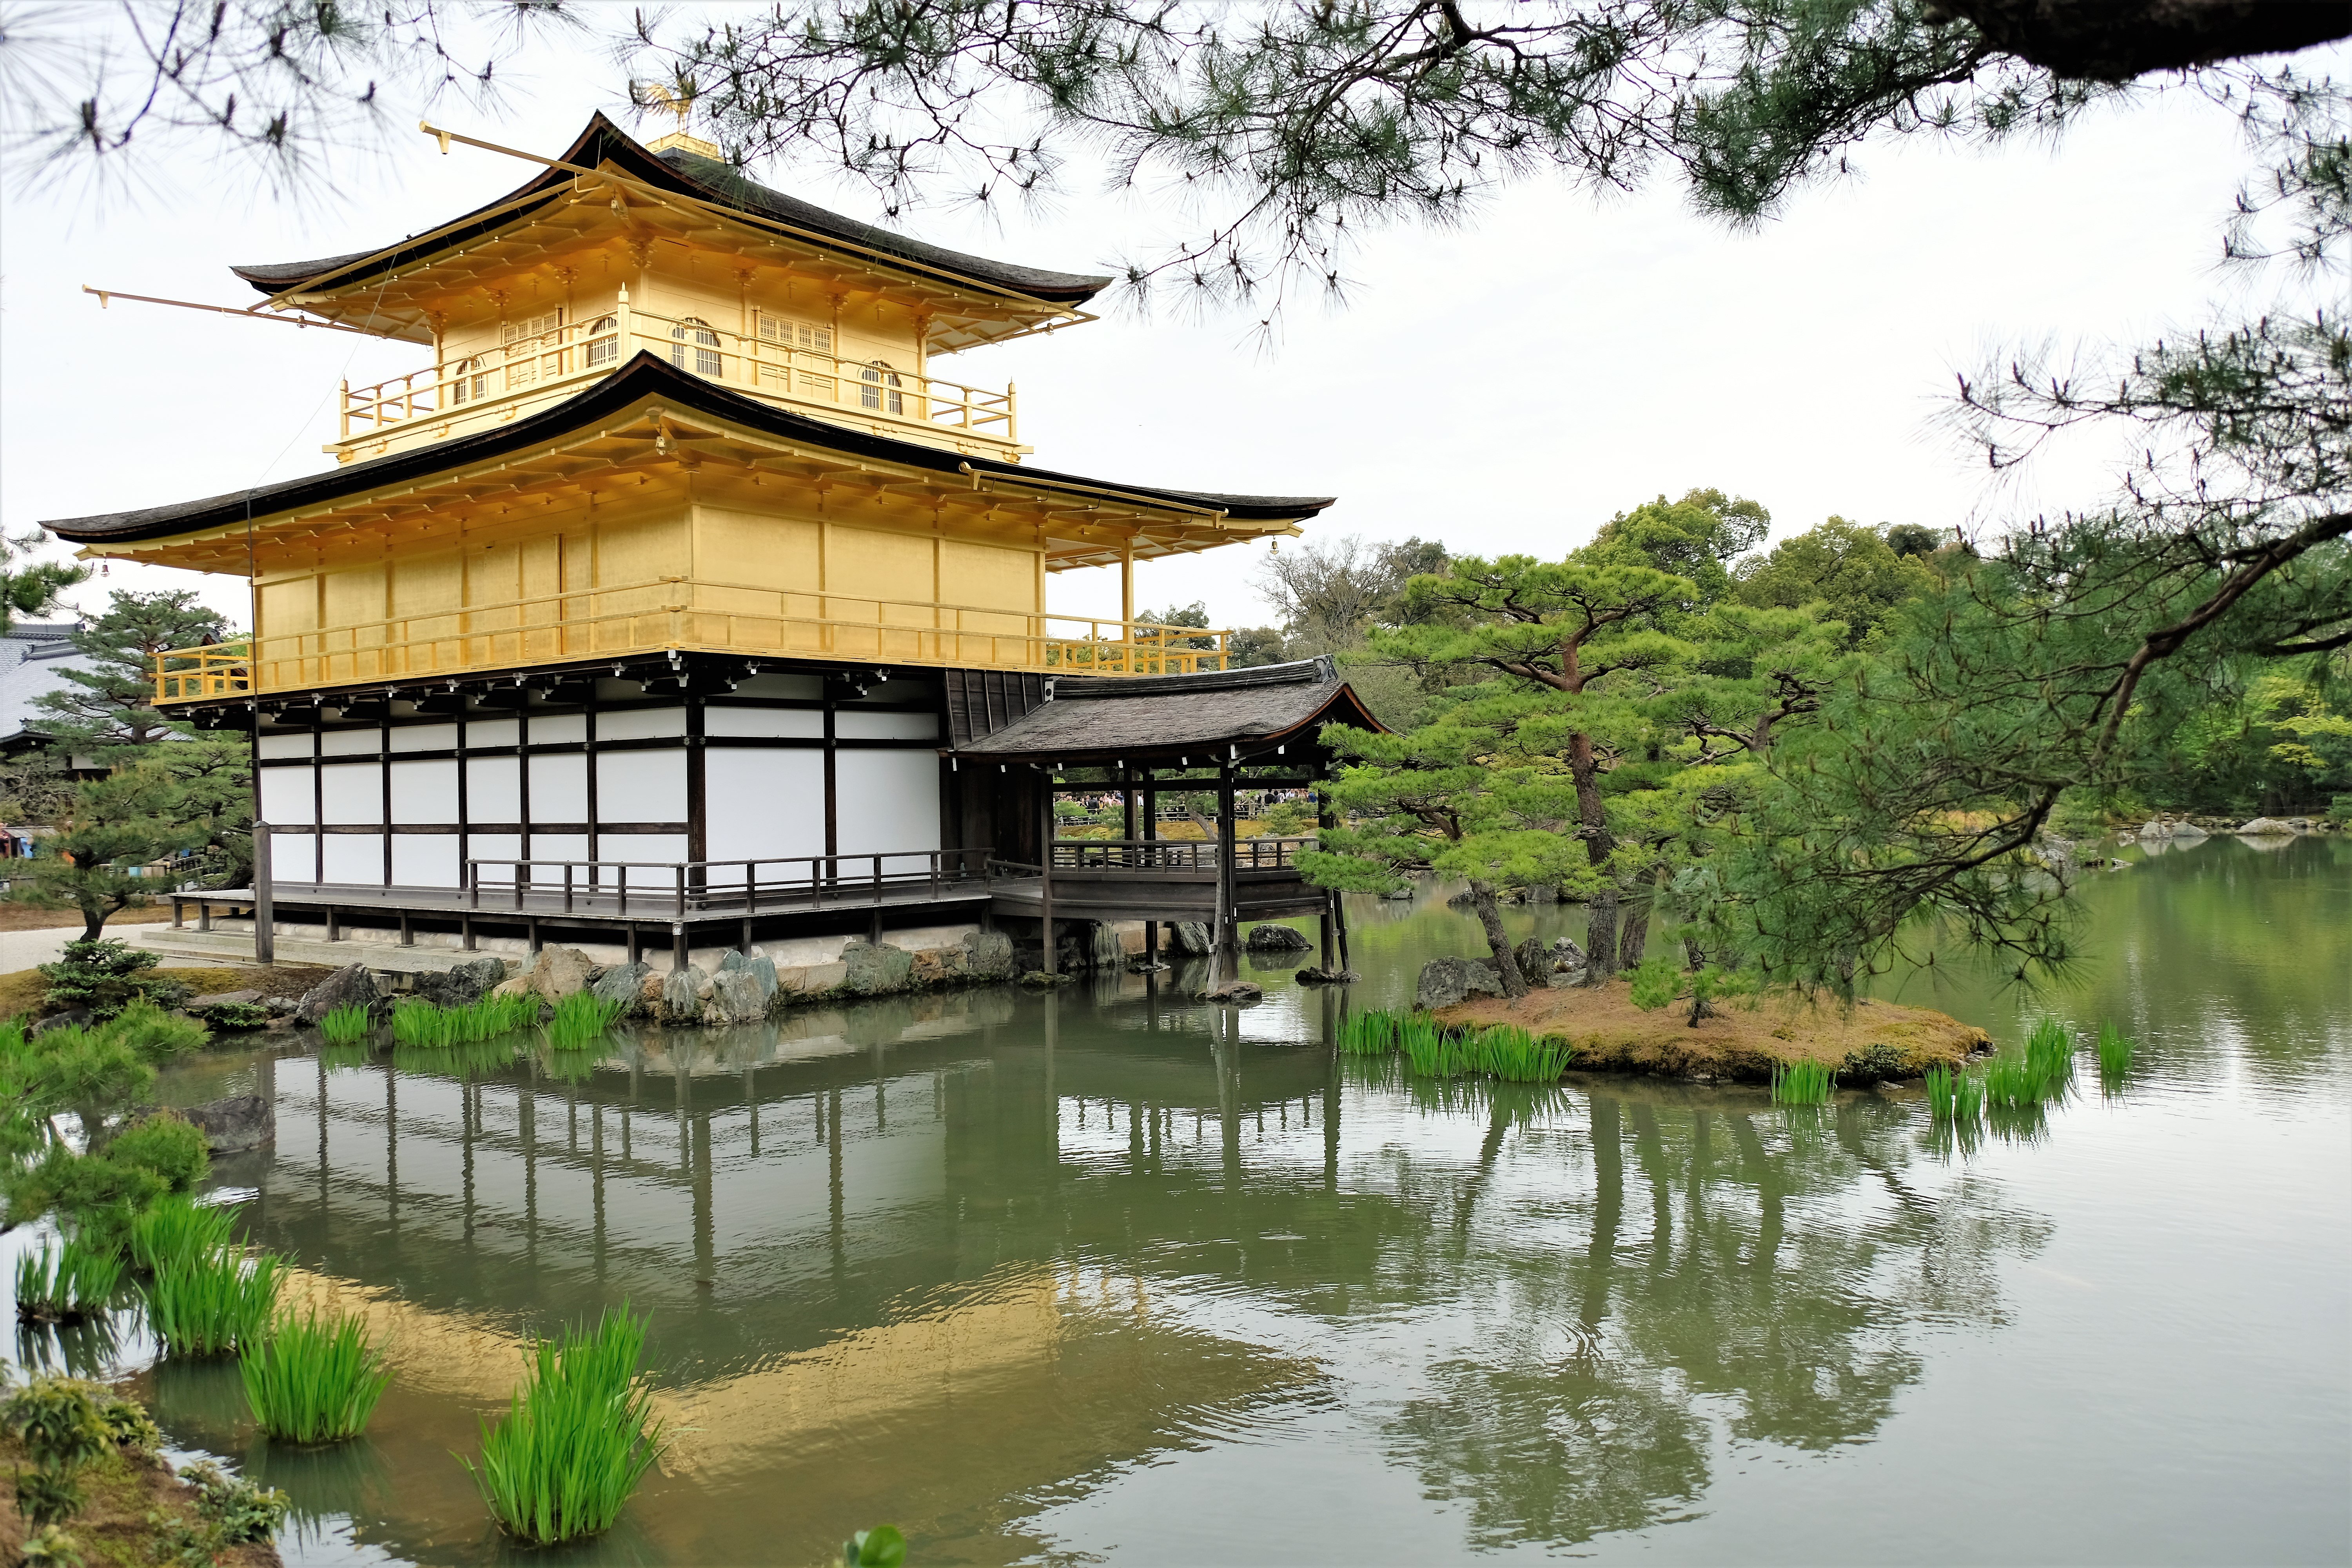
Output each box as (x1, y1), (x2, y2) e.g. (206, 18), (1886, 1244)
(1245, 924), (1311, 952)
(1416, 956), (1502, 1011)
(180, 1094), (274, 1154)
(1172, 922), (1214, 956)
(590, 961), (653, 1014)
(296, 964), (379, 1025)
(1200, 980), (1264, 1003)
(2236, 817), (2299, 835)
(414, 956), (511, 1008)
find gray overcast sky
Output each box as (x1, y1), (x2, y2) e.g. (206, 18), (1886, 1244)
(5, 24), (2337, 635)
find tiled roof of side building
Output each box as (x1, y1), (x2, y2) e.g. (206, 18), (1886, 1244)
(228, 114), (1111, 307)
(954, 658), (1387, 761)
(42, 351), (1334, 544)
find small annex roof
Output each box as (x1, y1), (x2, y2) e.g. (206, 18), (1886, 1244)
(42, 351), (1334, 556)
(229, 114), (1109, 316)
(953, 657), (1386, 765)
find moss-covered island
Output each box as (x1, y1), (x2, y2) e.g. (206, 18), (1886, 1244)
(1434, 980), (1991, 1083)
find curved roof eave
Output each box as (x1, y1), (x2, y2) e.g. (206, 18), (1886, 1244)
(42, 351), (1335, 546)
(229, 113), (1110, 309)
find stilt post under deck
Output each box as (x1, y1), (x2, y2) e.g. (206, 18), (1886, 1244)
(251, 820), (275, 965)
(1038, 769), (1057, 976)
(1320, 892), (1338, 970)
(1214, 764), (1239, 980)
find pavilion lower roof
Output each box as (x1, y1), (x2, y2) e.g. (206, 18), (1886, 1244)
(951, 657), (1385, 765)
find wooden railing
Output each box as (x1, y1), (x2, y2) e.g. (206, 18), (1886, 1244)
(339, 292), (1016, 447)
(465, 849), (994, 916)
(151, 580), (1230, 701)
(994, 837), (1317, 877)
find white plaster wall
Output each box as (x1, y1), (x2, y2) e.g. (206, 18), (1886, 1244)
(466, 718), (520, 749)
(836, 709), (937, 741)
(392, 835), (460, 887)
(321, 835), (381, 884)
(527, 833), (591, 866)
(269, 829), (317, 882)
(531, 713), (586, 744)
(258, 769), (312, 825)
(604, 835), (689, 874)
(706, 750), (826, 862)
(469, 757), (521, 822)
(258, 734), (311, 760)
(388, 759), (459, 824)
(320, 764), (379, 825)
(834, 751), (941, 856)
(466, 834), (522, 877)
(529, 754), (588, 820)
(390, 722), (459, 753)
(321, 729), (379, 757)
(597, 707), (685, 742)
(595, 750), (685, 821)
(706, 707), (822, 738)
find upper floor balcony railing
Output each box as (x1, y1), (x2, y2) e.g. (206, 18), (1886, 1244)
(149, 582), (1229, 702)
(337, 293), (1018, 456)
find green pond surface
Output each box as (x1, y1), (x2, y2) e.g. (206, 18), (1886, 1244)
(15, 833), (2348, 1564)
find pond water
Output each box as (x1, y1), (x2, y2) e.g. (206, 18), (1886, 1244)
(15, 834), (2348, 1565)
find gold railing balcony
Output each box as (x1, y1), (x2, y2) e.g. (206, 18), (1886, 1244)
(152, 581), (1227, 702)
(337, 294), (1018, 457)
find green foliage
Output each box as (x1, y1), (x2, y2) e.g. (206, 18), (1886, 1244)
(388, 993), (537, 1049)
(144, 1247), (280, 1357)
(1924, 1066), (1985, 1125)
(12, 1465), (85, 1528)
(1628, 954), (1755, 1027)
(544, 992), (627, 1051)
(0, 1004), (211, 1233)
(1980, 1020), (2076, 1111)
(1345, 1011), (1572, 1083)
(202, 1000), (272, 1031)
(130, 1196), (241, 1276)
(6, 1378), (111, 1475)
(16, 1238), (125, 1321)
(241, 1308), (394, 1443)
(1336, 1008), (1406, 1055)
(1840, 1041), (1909, 1083)
(17, 1522), (83, 1566)
(36, 941), (172, 1022)
(318, 1003), (373, 1044)
(20, 766), (209, 943)
(1731, 517), (1943, 647)
(1465, 1025), (1575, 1083)
(465, 1305), (664, 1545)
(841, 1524), (909, 1567)
(0, 530), (88, 635)
(98, 1001), (207, 1063)
(1770, 1060), (1836, 1105)
(2097, 1021), (2136, 1094)
(31, 590), (230, 750)
(178, 1459), (290, 1544)
(105, 1113), (210, 1196)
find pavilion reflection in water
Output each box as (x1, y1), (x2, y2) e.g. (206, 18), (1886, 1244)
(147, 974), (2047, 1563)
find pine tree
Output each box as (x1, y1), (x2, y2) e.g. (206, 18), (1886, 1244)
(33, 591), (230, 750)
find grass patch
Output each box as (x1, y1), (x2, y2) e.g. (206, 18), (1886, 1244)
(241, 1308), (394, 1444)
(1467, 1024), (1575, 1082)
(1982, 1019), (2076, 1111)
(465, 1305), (664, 1545)
(16, 1237), (124, 1322)
(130, 1196), (243, 1276)
(1771, 1060), (1836, 1105)
(2097, 1021), (2136, 1093)
(318, 1003), (372, 1044)
(1344, 1010), (1573, 1084)
(544, 992), (626, 1051)
(1337, 1008), (1406, 1055)
(389, 993), (538, 1048)
(143, 1247), (279, 1357)
(1924, 1065), (1986, 1125)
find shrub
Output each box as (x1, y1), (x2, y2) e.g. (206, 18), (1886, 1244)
(17, 1523), (82, 1565)
(465, 1306), (664, 1544)
(34, 941), (176, 1022)
(179, 1460), (290, 1544)
(144, 1247), (280, 1356)
(12, 1466), (86, 1529)
(241, 1309), (394, 1443)
(16, 1238), (124, 1322)
(318, 1003), (372, 1044)
(5, 1376), (109, 1528)
(104, 1112), (210, 1194)
(100, 1000), (207, 1063)
(204, 1000), (272, 1031)
(1841, 1041), (1909, 1083)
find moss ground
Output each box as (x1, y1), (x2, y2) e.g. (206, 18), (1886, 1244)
(1436, 980), (1990, 1082)
(0, 1427), (280, 1568)
(0, 964), (339, 1021)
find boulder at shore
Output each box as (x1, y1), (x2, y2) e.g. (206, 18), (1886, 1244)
(2235, 817), (2298, 836)
(1417, 956), (1503, 1010)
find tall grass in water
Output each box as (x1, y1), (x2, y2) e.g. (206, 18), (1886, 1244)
(1399, 1014), (1464, 1077)
(131, 1196), (241, 1276)
(242, 1309), (394, 1443)
(1983, 1019), (2076, 1112)
(1468, 1025), (1576, 1083)
(318, 1003), (372, 1044)
(545, 992), (626, 1051)
(1924, 1066), (1985, 1125)
(1771, 1060), (1836, 1105)
(1336, 1009), (1406, 1056)
(391, 993), (539, 1048)
(145, 1247), (281, 1356)
(466, 1307), (664, 1545)
(16, 1237), (124, 1321)
(2097, 1022), (2136, 1093)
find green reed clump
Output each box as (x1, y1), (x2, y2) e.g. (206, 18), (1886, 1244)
(1982, 1020), (2076, 1112)
(16, 1238), (124, 1322)
(318, 1003), (372, 1044)
(1924, 1066), (1985, 1125)
(1399, 1014), (1465, 1077)
(1771, 1060), (1836, 1105)
(1336, 1008), (1406, 1056)
(2097, 1021), (2136, 1090)
(130, 1196), (242, 1276)
(144, 1247), (280, 1356)
(390, 992), (539, 1049)
(1468, 1025), (1575, 1083)
(545, 992), (626, 1051)
(241, 1308), (394, 1443)
(464, 1305), (664, 1545)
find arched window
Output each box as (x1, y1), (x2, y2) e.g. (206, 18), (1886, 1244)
(585, 315), (620, 368)
(859, 361), (904, 415)
(670, 317), (722, 378)
(447, 358), (488, 405)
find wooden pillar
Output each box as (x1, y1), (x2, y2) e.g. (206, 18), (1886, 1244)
(251, 819), (275, 965)
(1215, 764), (1238, 979)
(1320, 891), (1338, 972)
(1141, 767), (1157, 842)
(1121, 764), (1138, 846)
(1334, 886), (1352, 973)
(1038, 770), (1056, 976)
(380, 711), (394, 887)
(1121, 537), (1136, 664)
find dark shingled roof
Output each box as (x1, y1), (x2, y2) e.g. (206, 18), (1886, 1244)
(231, 114), (1109, 307)
(42, 351), (1335, 544)
(954, 657), (1386, 762)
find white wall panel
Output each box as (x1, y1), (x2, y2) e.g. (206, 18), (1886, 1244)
(321, 835), (382, 884)
(259, 734), (312, 760)
(269, 829), (317, 882)
(320, 764), (380, 825)
(706, 707), (822, 738)
(608, 835), (688, 870)
(835, 709), (937, 741)
(530, 713), (586, 744)
(467, 835), (522, 874)
(392, 836), (460, 888)
(595, 751), (685, 821)
(597, 707), (685, 742)
(466, 719), (519, 749)
(388, 759), (458, 824)
(529, 755), (588, 820)
(390, 722), (458, 753)
(468, 757), (521, 822)
(834, 751), (941, 856)
(526, 833), (591, 870)
(258, 769), (313, 825)
(707, 751), (826, 862)
(321, 729), (379, 757)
